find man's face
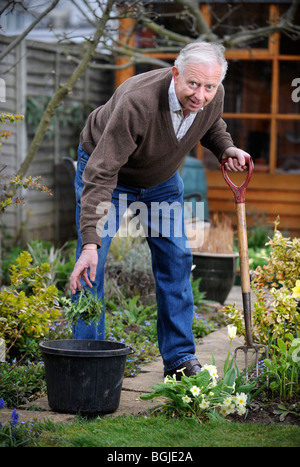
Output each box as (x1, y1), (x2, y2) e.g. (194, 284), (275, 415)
(172, 61), (222, 115)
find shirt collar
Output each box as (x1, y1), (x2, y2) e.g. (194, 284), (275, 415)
(168, 78), (183, 114)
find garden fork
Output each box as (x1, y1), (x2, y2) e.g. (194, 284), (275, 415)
(221, 155), (269, 377)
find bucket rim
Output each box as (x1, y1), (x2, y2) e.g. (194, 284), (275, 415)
(39, 339), (134, 357)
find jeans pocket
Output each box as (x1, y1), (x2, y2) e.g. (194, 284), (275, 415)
(176, 172), (184, 195)
(167, 171), (184, 200)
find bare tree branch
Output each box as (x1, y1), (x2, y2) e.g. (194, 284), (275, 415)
(140, 18), (192, 46)
(284, 0), (299, 23)
(223, 9), (300, 48)
(174, 0), (213, 37)
(0, 0), (23, 17)
(135, 0), (300, 49)
(70, 0), (98, 27)
(0, 0), (60, 62)
(7, 0), (115, 192)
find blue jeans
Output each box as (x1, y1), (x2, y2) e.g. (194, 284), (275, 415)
(72, 145), (196, 372)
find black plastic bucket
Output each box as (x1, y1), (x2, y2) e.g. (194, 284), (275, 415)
(39, 339), (133, 415)
(192, 252), (238, 304)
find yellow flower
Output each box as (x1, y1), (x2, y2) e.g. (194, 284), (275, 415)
(292, 280), (300, 299)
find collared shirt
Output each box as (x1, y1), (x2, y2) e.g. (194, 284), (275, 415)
(168, 78), (198, 141)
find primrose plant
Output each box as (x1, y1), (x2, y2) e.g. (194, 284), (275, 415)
(141, 326), (256, 423)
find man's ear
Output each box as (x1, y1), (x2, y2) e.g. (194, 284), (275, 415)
(172, 66), (179, 82)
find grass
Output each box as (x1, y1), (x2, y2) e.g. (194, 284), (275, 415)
(33, 413), (300, 447)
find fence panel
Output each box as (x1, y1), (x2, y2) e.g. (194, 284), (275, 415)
(0, 36), (114, 245)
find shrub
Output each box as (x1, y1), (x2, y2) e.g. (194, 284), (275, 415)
(0, 112), (52, 213)
(223, 219), (300, 347)
(0, 361), (46, 407)
(1, 246), (23, 285)
(27, 240), (76, 294)
(105, 235), (155, 298)
(0, 251), (60, 358)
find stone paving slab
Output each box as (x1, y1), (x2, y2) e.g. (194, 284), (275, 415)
(1, 286), (255, 425)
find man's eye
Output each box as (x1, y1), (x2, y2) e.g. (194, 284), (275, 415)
(189, 81), (197, 86)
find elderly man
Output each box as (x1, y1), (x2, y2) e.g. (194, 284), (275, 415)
(70, 41), (249, 379)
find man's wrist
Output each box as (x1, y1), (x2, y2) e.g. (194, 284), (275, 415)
(82, 243), (97, 251)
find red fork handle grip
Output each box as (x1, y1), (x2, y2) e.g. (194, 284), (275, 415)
(221, 154), (254, 203)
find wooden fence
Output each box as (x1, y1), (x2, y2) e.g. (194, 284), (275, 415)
(0, 35), (113, 246)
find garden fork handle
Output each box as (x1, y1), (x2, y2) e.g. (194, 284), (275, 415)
(236, 202), (253, 346)
(221, 154), (254, 204)
(221, 155), (254, 346)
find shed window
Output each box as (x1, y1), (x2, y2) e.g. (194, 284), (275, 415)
(117, 2), (300, 174)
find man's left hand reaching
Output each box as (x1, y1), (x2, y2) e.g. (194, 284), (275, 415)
(70, 245), (98, 295)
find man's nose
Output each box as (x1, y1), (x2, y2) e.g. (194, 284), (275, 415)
(194, 86), (205, 101)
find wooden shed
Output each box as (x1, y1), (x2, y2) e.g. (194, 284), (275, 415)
(115, 0), (300, 237)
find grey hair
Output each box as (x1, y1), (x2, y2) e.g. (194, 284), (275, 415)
(174, 41), (228, 82)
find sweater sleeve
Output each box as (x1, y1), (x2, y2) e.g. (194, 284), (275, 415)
(200, 118), (234, 161)
(200, 86), (234, 160)
(80, 97), (144, 247)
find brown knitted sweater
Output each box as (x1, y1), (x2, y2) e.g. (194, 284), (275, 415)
(79, 67), (234, 246)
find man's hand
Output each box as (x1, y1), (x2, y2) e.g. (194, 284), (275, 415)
(222, 147), (251, 172)
(70, 245), (98, 295)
